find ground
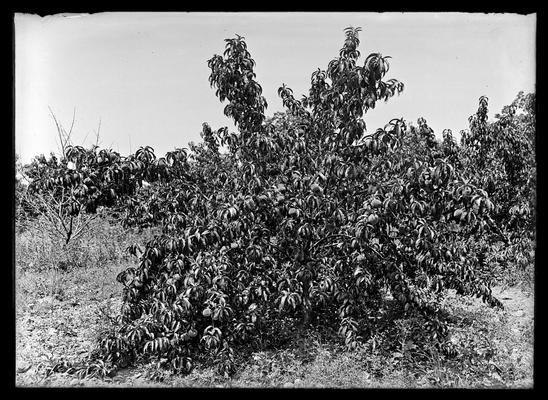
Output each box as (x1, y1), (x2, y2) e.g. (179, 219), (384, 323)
(15, 258), (534, 388)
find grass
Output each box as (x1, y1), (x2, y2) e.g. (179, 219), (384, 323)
(14, 215), (534, 388)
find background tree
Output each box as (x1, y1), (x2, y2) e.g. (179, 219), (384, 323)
(459, 92), (536, 282)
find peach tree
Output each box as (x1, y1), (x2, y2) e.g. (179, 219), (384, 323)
(74, 27), (504, 377)
(461, 92), (535, 233)
(459, 93), (536, 280)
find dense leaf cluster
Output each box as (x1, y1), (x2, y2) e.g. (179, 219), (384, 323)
(83, 28), (509, 376)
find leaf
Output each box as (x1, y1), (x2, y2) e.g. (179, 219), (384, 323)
(279, 294), (287, 312)
(288, 207), (299, 217)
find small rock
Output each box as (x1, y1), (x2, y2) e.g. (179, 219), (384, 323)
(282, 382), (293, 388)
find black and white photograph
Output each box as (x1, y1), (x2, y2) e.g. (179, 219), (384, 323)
(14, 11), (536, 388)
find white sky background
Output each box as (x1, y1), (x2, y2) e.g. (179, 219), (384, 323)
(15, 12), (536, 164)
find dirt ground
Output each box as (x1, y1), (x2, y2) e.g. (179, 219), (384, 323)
(14, 263), (534, 388)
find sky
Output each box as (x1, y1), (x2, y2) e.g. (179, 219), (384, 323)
(14, 12), (536, 164)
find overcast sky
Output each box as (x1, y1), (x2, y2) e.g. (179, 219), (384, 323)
(15, 12), (536, 163)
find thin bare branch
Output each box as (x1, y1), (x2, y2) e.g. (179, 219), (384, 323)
(49, 106), (66, 158)
(95, 119), (102, 147)
(67, 107), (76, 139)
(72, 212), (98, 241)
(48, 107), (77, 158)
(311, 234), (353, 250)
(81, 130), (91, 147)
(64, 216), (73, 245)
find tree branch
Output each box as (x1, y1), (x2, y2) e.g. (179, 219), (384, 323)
(49, 106), (66, 158)
(310, 233), (353, 250)
(486, 215), (509, 244)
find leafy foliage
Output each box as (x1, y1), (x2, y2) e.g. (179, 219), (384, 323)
(459, 92), (536, 285)
(73, 28), (507, 376)
(466, 92), (535, 231)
